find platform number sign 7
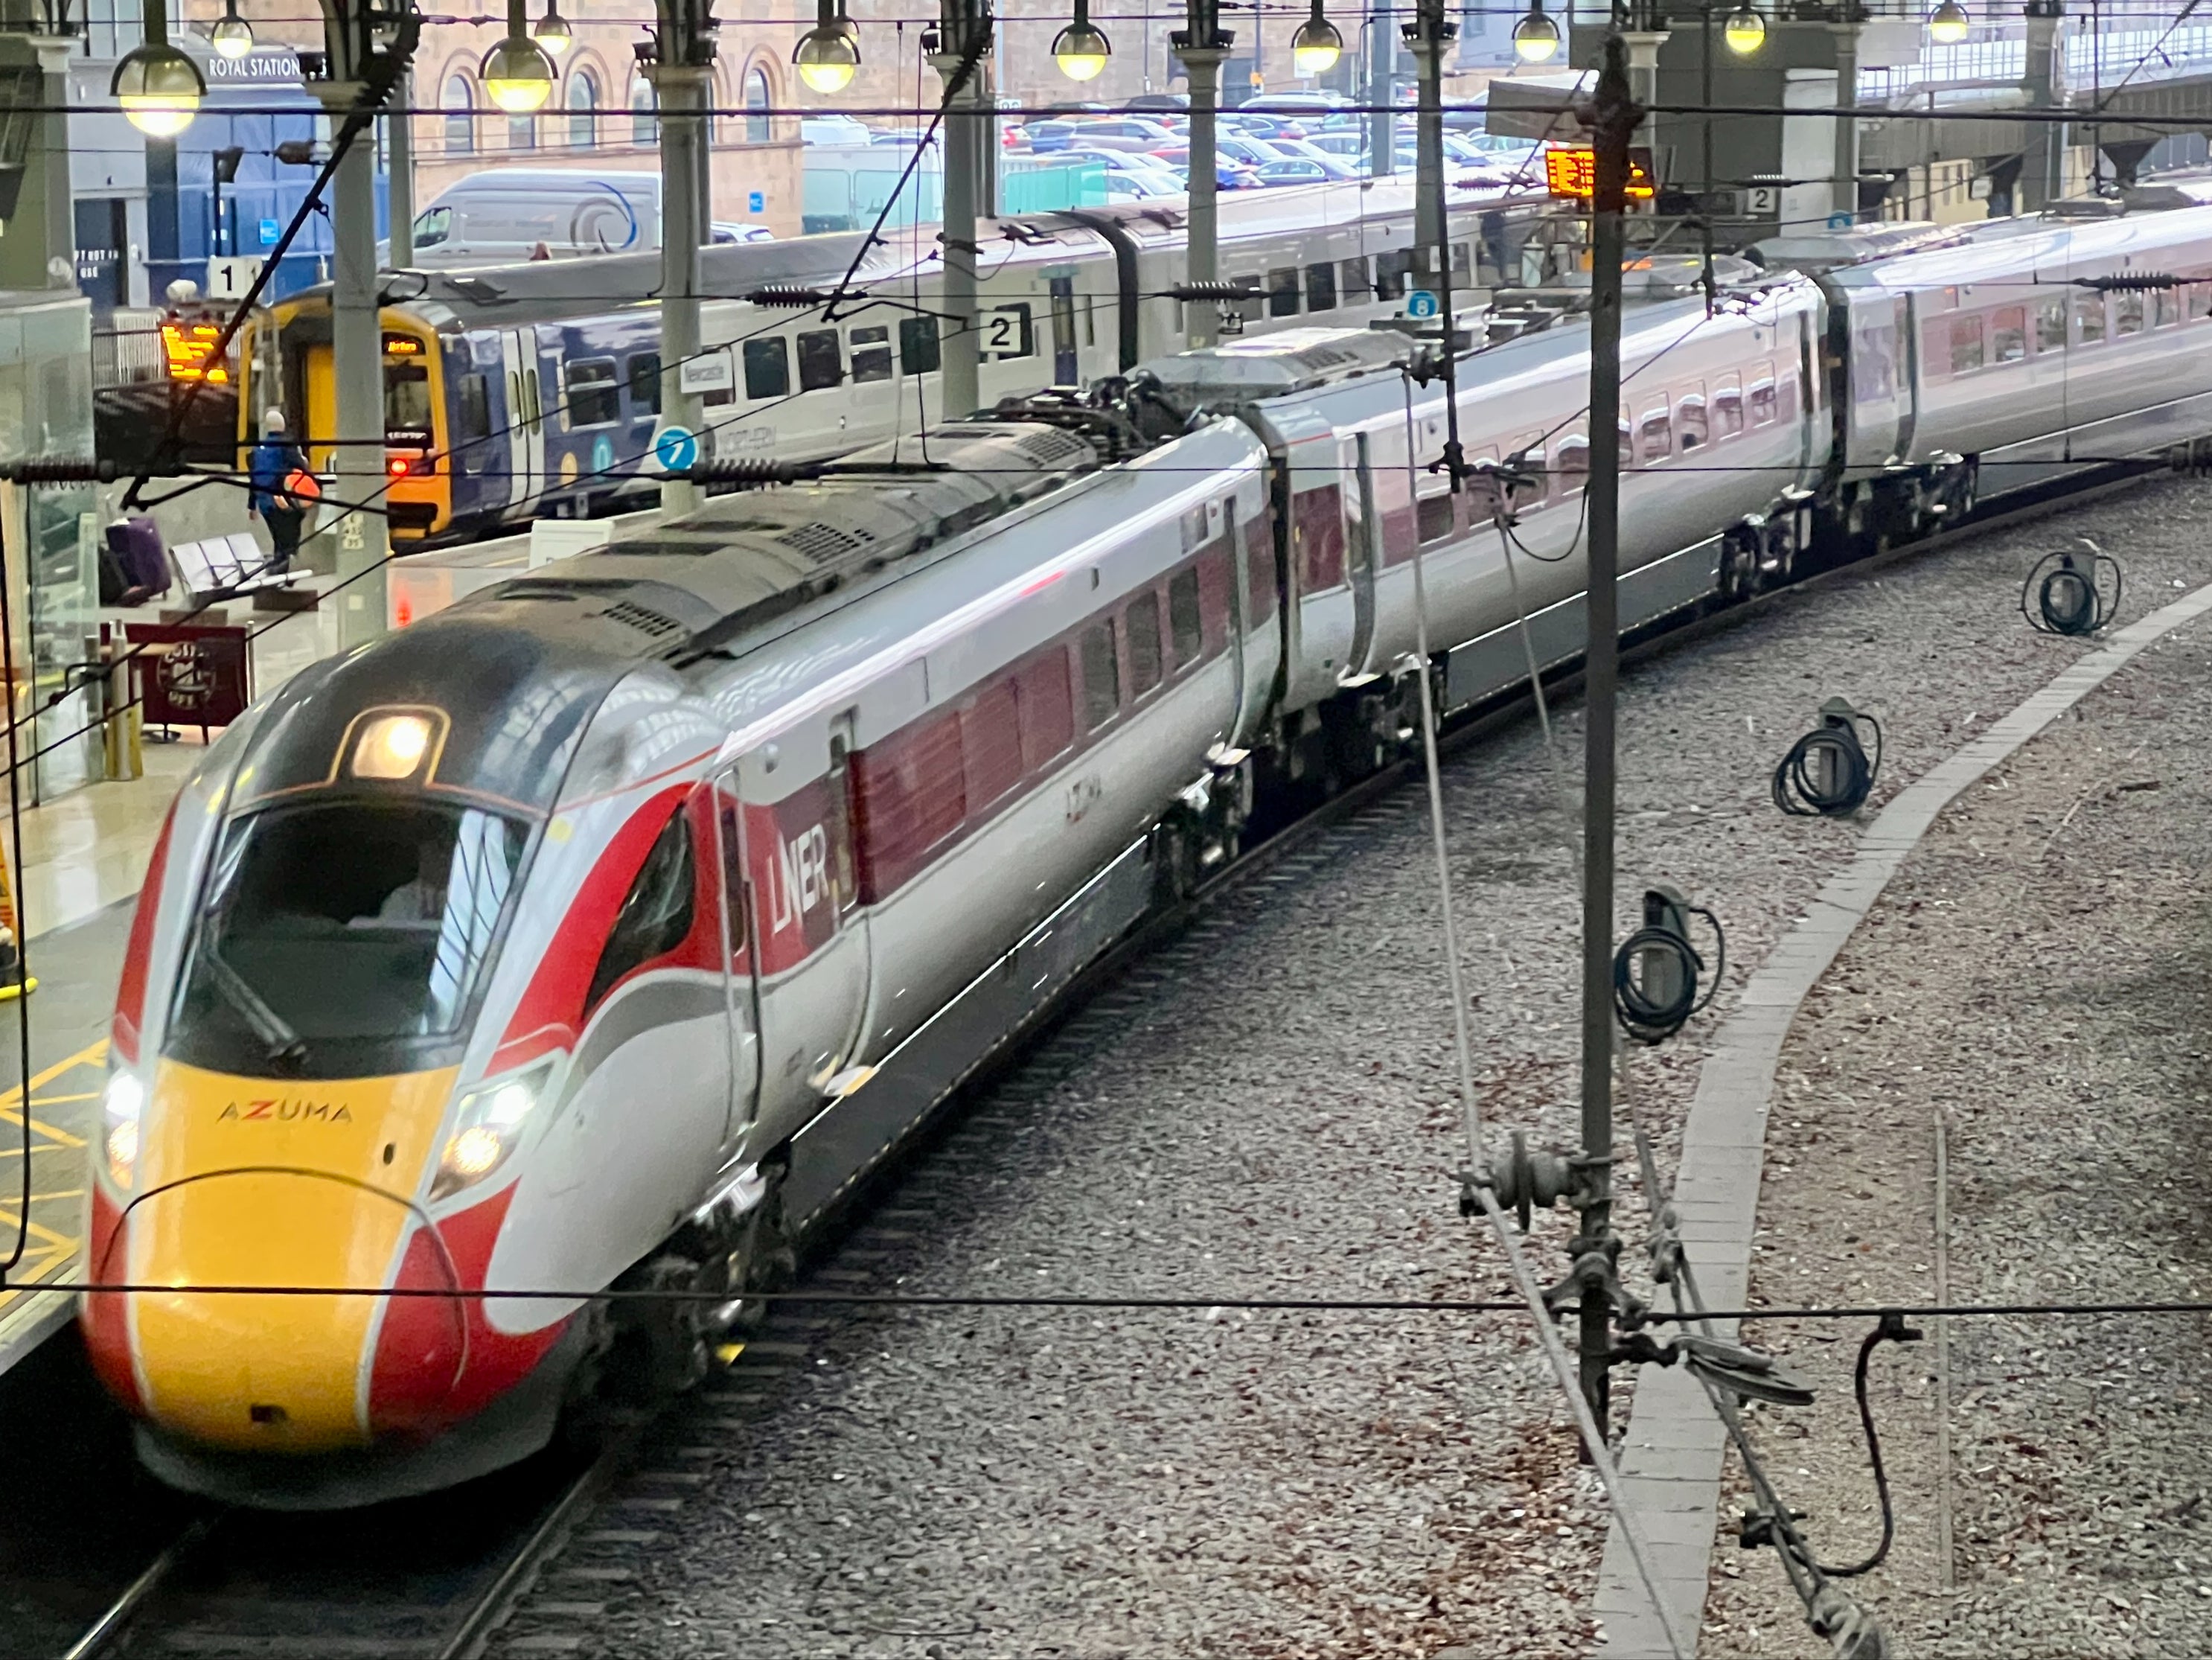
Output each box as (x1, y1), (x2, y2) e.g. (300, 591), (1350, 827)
(983, 304), (1034, 362)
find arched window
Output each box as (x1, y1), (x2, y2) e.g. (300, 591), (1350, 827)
(442, 73), (474, 154)
(744, 65), (771, 144)
(510, 112), (536, 150)
(566, 68), (598, 150)
(630, 76), (657, 146)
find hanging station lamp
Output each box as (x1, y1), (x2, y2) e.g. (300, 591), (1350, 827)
(113, 0), (207, 137)
(794, 0), (861, 94)
(1928, 0), (1971, 44)
(532, 0), (573, 57)
(1052, 0), (1111, 82)
(482, 0), (557, 113)
(1291, 0), (1343, 77)
(1722, 2), (1767, 55)
(210, 0), (255, 60)
(1512, 2), (1561, 64)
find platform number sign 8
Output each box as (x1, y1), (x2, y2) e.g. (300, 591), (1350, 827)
(983, 304), (1034, 361)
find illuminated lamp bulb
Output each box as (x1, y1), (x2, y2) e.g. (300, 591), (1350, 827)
(112, 42), (205, 137)
(533, 1), (572, 57)
(1053, 19), (1111, 82)
(1928, 0), (1970, 43)
(1291, 2), (1343, 77)
(1512, 4), (1561, 64)
(353, 712), (434, 779)
(482, 34), (557, 114)
(211, 0), (255, 60)
(1723, 3), (1766, 55)
(794, 20), (860, 94)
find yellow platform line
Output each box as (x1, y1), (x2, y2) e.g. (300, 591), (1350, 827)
(0, 1039), (109, 1147)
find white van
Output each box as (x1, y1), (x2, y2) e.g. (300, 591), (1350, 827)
(404, 171), (662, 267)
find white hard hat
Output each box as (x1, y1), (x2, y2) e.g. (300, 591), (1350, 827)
(263, 409), (287, 433)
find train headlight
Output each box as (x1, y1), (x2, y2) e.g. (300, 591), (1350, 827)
(432, 1064), (552, 1201)
(103, 1068), (146, 1190)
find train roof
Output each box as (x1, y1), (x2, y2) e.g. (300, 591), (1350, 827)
(1138, 326), (1415, 403)
(450, 418), (1111, 668)
(1831, 201), (2212, 293)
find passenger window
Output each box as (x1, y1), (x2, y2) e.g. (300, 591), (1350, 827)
(744, 337), (789, 399)
(982, 304), (1034, 360)
(2115, 292), (2146, 336)
(959, 680), (1022, 811)
(564, 357), (621, 428)
(1017, 650), (1073, 767)
(1748, 379), (1777, 426)
(1168, 568), (1202, 668)
(1125, 590), (1163, 697)
(1992, 307), (2027, 362)
(627, 351), (661, 414)
(851, 325), (893, 383)
(1949, 316), (1985, 374)
(586, 809), (694, 1014)
(1305, 261), (1337, 313)
(1452, 241), (1472, 276)
(1639, 405), (1672, 463)
(1338, 256), (1371, 301)
(1079, 622), (1118, 730)
(2074, 292), (2107, 345)
(1677, 392), (1707, 451)
(1268, 266), (1301, 317)
(2038, 298), (2068, 352)
(456, 372), (490, 446)
(1375, 248), (1410, 301)
(1417, 492), (1454, 542)
(797, 329), (843, 391)
(1713, 376), (1744, 436)
(702, 349), (734, 409)
(900, 315), (941, 375)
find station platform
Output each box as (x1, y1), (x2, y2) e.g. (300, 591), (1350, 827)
(0, 584), (343, 1379)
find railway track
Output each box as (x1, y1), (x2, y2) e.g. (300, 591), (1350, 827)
(38, 467), (2150, 1659)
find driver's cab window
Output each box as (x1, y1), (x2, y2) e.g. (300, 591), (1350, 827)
(586, 807), (694, 1013)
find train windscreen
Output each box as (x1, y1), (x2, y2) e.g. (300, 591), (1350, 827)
(165, 802), (528, 1078)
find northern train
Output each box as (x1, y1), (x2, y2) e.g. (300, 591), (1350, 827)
(95, 197), (2212, 1506)
(242, 179), (1546, 541)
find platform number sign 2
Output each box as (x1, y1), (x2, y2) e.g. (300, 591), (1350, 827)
(1737, 185), (1783, 218)
(982, 304), (1033, 361)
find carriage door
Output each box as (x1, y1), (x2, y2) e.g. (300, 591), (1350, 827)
(1048, 272), (1080, 385)
(711, 767), (763, 1147)
(499, 327), (546, 514)
(1345, 432), (1379, 679)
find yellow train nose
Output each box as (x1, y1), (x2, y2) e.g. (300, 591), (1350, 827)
(121, 1169), (465, 1452)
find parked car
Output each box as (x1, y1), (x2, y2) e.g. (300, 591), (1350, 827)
(1253, 159), (1337, 187)
(710, 222), (776, 244)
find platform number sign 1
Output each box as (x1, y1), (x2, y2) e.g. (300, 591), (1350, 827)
(206, 255), (265, 300)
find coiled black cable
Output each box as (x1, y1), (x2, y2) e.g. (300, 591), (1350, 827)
(1772, 711), (1882, 817)
(2022, 540), (2123, 637)
(1817, 1312), (1923, 1578)
(1611, 903), (1726, 1044)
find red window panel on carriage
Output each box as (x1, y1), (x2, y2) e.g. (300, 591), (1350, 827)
(1017, 648), (1074, 769)
(1295, 484), (1346, 591)
(1242, 498), (1279, 620)
(959, 678), (1023, 811)
(1196, 542), (1233, 655)
(851, 709), (966, 901)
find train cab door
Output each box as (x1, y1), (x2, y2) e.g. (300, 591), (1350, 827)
(1048, 272), (1080, 385)
(728, 721), (872, 1140)
(710, 767), (763, 1152)
(1345, 432), (1379, 679)
(499, 327), (546, 514)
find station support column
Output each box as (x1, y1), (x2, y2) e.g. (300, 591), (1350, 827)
(1404, 0), (1454, 287)
(933, 0), (993, 417)
(2021, 0), (2066, 211)
(389, 63), (415, 269)
(651, 56), (710, 520)
(1173, 0), (1228, 348)
(312, 0), (411, 648)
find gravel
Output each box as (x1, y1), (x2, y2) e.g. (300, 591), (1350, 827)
(483, 474), (2212, 1659)
(1701, 507), (2212, 1656)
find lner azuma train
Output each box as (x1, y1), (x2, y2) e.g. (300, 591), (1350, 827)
(243, 179), (1546, 542)
(94, 199), (2212, 1507)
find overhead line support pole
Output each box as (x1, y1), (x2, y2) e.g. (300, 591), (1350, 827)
(1576, 30), (1637, 1443)
(1173, 0), (1227, 350)
(651, 0), (715, 520)
(1405, 0), (1452, 280)
(933, 0), (992, 417)
(1366, 0), (1393, 178)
